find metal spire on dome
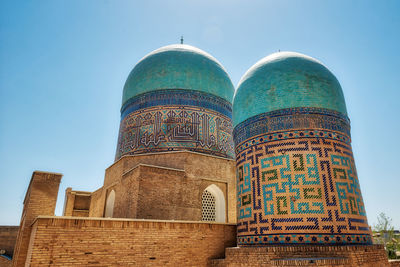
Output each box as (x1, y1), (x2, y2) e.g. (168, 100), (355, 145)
(180, 36), (183, 44)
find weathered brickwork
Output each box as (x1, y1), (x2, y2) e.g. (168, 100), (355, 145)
(100, 152), (237, 223)
(0, 255), (12, 267)
(234, 108), (372, 245)
(25, 217), (236, 266)
(61, 151), (237, 223)
(63, 189), (91, 217)
(211, 245), (389, 267)
(12, 172), (62, 267)
(389, 260), (400, 267)
(0, 226), (18, 258)
(116, 90), (234, 160)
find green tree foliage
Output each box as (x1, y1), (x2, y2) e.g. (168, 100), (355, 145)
(373, 213), (399, 259)
(374, 213), (394, 233)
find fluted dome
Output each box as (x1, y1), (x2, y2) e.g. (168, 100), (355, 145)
(233, 51), (347, 126)
(122, 44), (235, 107)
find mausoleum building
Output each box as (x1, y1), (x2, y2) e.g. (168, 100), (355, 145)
(0, 45), (395, 267)
(233, 51), (371, 246)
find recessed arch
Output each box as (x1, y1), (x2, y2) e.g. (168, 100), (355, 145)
(105, 190), (115, 218)
(201, 184), (226, 223)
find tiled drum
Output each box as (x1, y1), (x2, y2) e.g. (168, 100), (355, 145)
(233, 52), (372, 246)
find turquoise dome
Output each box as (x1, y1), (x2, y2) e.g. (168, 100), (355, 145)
(233, 52), (347, 127)
(122, 44), (235, 106)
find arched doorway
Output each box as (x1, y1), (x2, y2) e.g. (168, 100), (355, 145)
(201, 184), (226, 223)
(105, 190), (115, 218)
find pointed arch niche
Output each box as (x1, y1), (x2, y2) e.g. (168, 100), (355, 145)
(105, 190), (115, 218)
(201, 184), (226, 223)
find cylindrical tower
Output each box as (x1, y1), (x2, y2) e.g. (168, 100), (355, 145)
(233, 52), (372, 246)
(116, 44), (235, 160)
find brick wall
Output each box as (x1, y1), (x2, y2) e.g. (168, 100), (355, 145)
(0, 226), (18, 257)
(0, 255), (12, 267)
(62, 188), (74, 216)
(26, 217), (236, 266)
(88, 187), (106, 217)
(12, 171), (62, 267)
(390, 260), (400, 267)
(102, 152), (236, 223)
(63, 189), (91, 217)
(211, 245), (390, 267)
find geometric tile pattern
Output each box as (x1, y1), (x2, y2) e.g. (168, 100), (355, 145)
(233, 107), (350, 146)
(116, 89), (234, 160)
(121, 89), (232, 120)
(234, 109), (372, 245)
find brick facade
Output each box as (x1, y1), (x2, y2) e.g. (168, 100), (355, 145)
(26, 217), (236, 266)
(0, 255), (12, 267)
(3, 154), (390, 266)
(64, 151), (237, 223)
(390, 260), (400, 267)
(0, 48), (394, 266)
(12, 172), (62, 267)
(0, 226), (18, 258)
(63, 189), (91, 217)
(211, 245), (389, 266)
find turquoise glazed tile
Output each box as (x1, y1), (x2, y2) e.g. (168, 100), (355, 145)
(233, 52), (347, 127)
(122, 44), (234, 106)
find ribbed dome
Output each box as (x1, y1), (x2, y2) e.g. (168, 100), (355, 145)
(122, 44), (235, 107)
(233, 51), (347, 127)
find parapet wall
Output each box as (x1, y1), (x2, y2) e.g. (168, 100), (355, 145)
(25, 217), (237, 266)
(0, 226), (18, 257)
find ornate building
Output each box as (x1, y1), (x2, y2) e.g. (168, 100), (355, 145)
(0, 45), (394, 267)
(62, 44), (237, 224)
(116, 44), (235, 160)
(233, 52), (371, 246)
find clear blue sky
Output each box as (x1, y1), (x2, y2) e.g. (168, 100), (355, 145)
(1, 0), (399, 228)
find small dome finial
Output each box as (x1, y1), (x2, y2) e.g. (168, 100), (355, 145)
(180, 36), (184, 44)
